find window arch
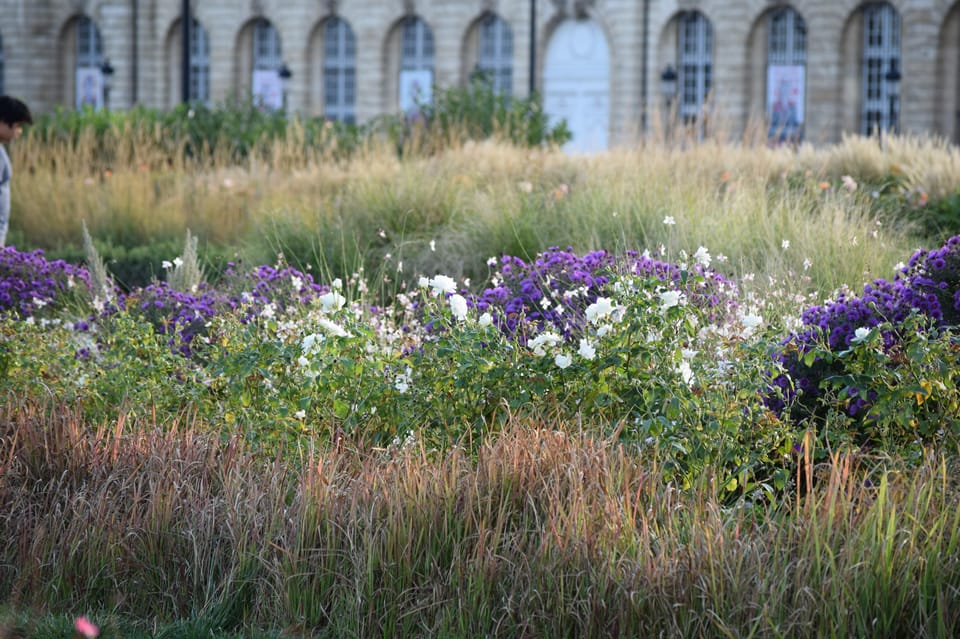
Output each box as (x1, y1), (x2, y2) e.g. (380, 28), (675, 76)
(323, 17), (356, 122)
(767, 7), (806, 141)
(189, 19), (211, 103)
(75, 16), (104, 109)
(677, 11), (712, 122)
(769, 7), (806, 66)
(860, 3), (900, 134)
(400, 16), (434, 72)
(253, 19), (282, 71)
(76, 16), (103, 68)
(476, 13), (513, 95)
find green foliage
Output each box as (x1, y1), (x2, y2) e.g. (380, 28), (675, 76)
(913, 188), (960, 241)
(0, 312), (206, 423)
(46, 237), (233, 291)
(27, 89), (563, 172)
(810, 316), (960, 450)
(30, 101), (360, 167)
(418, 75), (571, 148)
(366, 77), (571, 155)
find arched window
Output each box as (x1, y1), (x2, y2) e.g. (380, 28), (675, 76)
(398, 16), (434, 115)
(476, 13), (513, 95)
(323, 17), (356, 122)
(253, 19), (282, 71)
(189, 19), (211, 103)
(678, 11), (712, 122)
(75, 16), (104, 109)
(861, 3), (900, 134)
(251, 19), (283, 109)
(401, 16), (434, 72)
(767, 7), (806, 141)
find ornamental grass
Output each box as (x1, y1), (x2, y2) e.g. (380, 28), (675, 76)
(2, 401), (960, 638)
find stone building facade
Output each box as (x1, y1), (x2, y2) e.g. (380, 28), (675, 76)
(1, 0), (959, 150)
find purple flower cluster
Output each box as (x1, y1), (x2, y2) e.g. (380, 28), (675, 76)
(0, 246), (337, 358)
(471, 248), (616, 338)
(119, 282), (225, 355)
(220, 262), (328, 320)
(118, 262), (332, 355)
(895, 235), (960, 325)
(0, 246), (92, 318)
(471, 247), (738, 341)
(769, 235), (960, 419)
(628, 251), (739, 323)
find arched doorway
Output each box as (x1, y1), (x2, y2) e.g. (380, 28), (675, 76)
(543, 18), (610, 153)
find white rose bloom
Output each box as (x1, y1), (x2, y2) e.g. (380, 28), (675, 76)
(319, 291), (346, 312)
(577, 339), (596, 361)
(428, 275), (457, 295)
(693, 246), (711, 268)
(318, 318), (351, 338)
(555, 353), (572, 369)
(677, 360), (695, 386)
(585, 297), (615, 325)
(301, 333), (324, 354)
(449, 294), (468, 321)
(478, 312), (493, 327)
(528, 331), (562, 356)
(659, 290), (683, 310)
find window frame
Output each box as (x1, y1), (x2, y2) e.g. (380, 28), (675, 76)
(322, 16), (357, 123)
(188, 18), (211, 104)
(677, 11), (713, 122)
(476, 12), (513, 96)
(860, 3), (900, 134)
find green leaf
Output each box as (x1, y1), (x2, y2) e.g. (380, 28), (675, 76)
(665, 397), (681, 421)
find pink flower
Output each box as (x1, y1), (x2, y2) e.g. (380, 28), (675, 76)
(74, 616), (99, 639)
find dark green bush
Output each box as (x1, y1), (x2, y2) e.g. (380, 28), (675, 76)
(29, 85), (564, 171)
(30, 100), (362, 168)
(419, 74), (571, 148)
(44, 238), (234, 291)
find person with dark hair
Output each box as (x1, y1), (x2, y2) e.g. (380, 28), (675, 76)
(0, 95), (32, 246)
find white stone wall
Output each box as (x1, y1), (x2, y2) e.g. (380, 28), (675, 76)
(1, 0), (959, 144)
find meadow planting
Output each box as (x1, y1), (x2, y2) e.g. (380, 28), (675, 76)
(2, 102), (960, 637)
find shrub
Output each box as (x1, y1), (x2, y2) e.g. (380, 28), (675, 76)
(418, 75), (571, 149)
(769, 235), (960, 447)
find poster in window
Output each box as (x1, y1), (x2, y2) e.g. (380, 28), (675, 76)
(767, 64), (804, 142)
(76, 67), (103, 110)
(252, 69), (283, 111)
(399, 70), (432, 119)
